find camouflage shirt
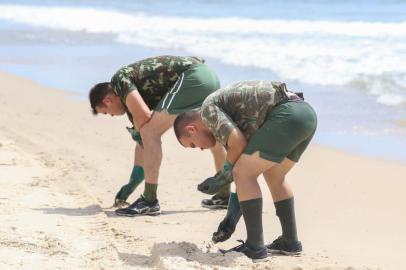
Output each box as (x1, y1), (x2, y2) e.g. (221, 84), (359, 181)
(111, 55), (204, 123)
(200, 81), (291, 146)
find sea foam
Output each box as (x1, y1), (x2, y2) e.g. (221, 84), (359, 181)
(1, 4), (405, 106)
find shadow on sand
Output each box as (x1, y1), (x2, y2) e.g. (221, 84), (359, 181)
(33, 204), (103, 216)
(103, 208), (210, 218)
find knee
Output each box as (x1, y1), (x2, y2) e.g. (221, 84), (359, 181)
(267, 175), (286, 190)
(232, 163), (255, 186)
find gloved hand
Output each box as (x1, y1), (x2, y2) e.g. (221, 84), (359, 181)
(197, 161), (233, 195)
(212, 215), (237, 243)
(113, 197), (130, 208)
(113, 184), (133, 207)
(126, 127), (143, 147)
(212, 192), (241, 243)
(113, 165), (145, 208)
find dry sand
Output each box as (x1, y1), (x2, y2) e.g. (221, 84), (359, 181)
(1, 71), (405, 269)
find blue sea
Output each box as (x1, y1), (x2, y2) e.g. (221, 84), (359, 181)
(0, 0), (405, 162)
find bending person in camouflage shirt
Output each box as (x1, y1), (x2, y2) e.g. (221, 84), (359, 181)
(173, 81), (317, 261)
(89, 55), (230, 216)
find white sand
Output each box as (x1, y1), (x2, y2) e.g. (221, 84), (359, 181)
(1, 71), (405, 269)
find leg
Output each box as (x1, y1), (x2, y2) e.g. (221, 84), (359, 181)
(263, 158), (302, 254)
(233, 152), (276, 253)
(233, 152), (275, 201)
(231, 101), (315, 253)
(133, 142), (144, 167)
(139, 111), (176, 203)
(263, 158), (295, 202)
(115, 111), (175, 217)
(140, 111), (176, 185)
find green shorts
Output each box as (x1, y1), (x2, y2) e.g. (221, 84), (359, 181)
(243, 100), (317, 163)
(155, 64), (220, 114)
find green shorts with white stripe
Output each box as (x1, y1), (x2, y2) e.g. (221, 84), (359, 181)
(155, 63), (220, 114)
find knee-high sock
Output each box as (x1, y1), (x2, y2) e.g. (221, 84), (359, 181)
(274, 197), (298, 241)
(240, 198), (264, 250)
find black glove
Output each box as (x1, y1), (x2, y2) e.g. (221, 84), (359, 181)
(212, 215), (237, 243)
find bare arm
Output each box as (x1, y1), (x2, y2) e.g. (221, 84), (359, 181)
(125, 90), (152, 130)
(225, 127), (247, 165)
(201, 103), (246, 166)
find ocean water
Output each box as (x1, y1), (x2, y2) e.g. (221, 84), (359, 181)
(0, 0), (405, 162)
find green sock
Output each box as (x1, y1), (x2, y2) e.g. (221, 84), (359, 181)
(227, 192), (242, 224)
(240, 198), (264, 250)
(143, 183), (158, 202)
(274, 197), (298, 241)
(216, 183), (231, 198)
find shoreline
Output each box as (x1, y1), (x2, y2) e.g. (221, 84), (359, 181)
(1, 57), (405, 164)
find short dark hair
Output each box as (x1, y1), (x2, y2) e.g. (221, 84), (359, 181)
(89, 82), (114, 115)
(173, 111), (200, 142)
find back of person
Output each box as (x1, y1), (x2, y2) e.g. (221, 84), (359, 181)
(89, 54), (229, 215)
(201, 80), (291, 143)
(111, 55), (204, 109)
(173, 80), (316, 261)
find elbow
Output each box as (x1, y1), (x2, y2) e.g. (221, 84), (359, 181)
(138, 113), (153, 130)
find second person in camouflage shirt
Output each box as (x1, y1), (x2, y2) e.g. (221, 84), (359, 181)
(89, 55), (230, 216)
(173, 80), (317, 261)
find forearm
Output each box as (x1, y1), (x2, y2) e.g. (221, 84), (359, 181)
(225, 128), (247, 165)
(226, 142), (246, 165)
(210, 142), (227, 172)
(125, 90), (153, 131)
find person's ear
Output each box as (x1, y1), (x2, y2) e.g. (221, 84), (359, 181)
(102, 96), (112, 106)
(185, 125), (197, 135)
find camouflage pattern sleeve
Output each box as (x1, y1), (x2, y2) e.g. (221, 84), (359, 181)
(190, 56), (205, 64)
(201, 103), (237, 146)
(110, 65), (139, 102)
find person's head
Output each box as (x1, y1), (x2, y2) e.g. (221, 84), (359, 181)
(174, 111), (217, 150)
(89, 82), (126, 116)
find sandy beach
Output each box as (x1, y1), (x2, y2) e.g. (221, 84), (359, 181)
(1, 70), (405, 269)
